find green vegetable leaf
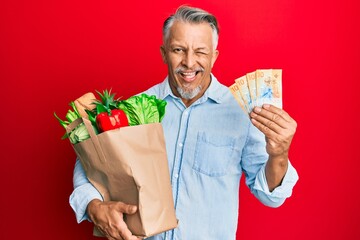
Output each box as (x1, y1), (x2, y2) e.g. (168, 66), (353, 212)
(54, 100), (87, 142)
(73, 123), (90, 143)
(65, 110), (78, 122)
(69, 101), (81, 118)
(85, 109), (97, 125)
(85, 109), (100, 135)
(118, 93), (167, 126)
(153, 96), (167, 121)
(96, 104), (108, 114)
(54, 112), (69, 128)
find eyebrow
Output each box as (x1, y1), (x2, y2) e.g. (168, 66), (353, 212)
(195, 47), (209, 50)
(195, 47), (210, 52)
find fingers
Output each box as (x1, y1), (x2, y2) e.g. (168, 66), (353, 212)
(90, 201), (139, 240)
(114, 203), (139, 240)
(250, 107), (281, 136)
(250, 116), (279, 142)
(115, 202), (138, 215)
(262, 104), (293, 122)
(250, 104), (297, 157)
(250, 104), (297, 134)
(98, 220), (139, 240)
(251, 105), (288, 128)
(116, 218), (138, 240)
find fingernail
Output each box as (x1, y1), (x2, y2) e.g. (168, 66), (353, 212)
(254, 107), (261, 113)
(263, 104), (270, 109)
(130, 206), (137, 212)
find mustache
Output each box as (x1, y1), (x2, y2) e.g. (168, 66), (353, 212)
(175, 66), (205, 74)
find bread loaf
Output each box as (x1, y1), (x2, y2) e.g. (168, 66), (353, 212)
(74, 92), (96, 119)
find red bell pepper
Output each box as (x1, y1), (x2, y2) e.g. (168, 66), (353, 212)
(96, 109), (129, 132)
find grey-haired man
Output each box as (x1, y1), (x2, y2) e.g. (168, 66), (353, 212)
(70, 6), (299, 240)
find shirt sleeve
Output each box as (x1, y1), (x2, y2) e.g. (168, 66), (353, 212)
(69, 159), (103, 223)
(241, 122), (299, 208)
(252, 160), (299, 207)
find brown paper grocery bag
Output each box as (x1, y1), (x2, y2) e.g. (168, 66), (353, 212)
(66, 118), (178, 238)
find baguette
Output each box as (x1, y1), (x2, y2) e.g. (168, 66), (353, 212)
(74, 92), (96, 119)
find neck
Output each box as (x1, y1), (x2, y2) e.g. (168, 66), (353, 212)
(182, 97), (199, 108)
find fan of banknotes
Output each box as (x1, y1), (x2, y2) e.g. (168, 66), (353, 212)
(229, 69), (282, 114)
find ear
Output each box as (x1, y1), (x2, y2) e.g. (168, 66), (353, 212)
(160, 46), (168, 64)
(211, 49), (219, 68)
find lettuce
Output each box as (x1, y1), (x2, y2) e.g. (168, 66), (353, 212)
(54, 101), (91, 144)
(68, 123), (90, 144)
(117, 93), (167, 126)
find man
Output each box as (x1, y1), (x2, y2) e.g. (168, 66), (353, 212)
(70, 5), (299, 240)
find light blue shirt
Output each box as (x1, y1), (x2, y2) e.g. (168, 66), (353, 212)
(70, 75), (299, 240)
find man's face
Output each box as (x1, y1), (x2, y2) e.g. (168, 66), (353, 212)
(161, 21), (219, 103)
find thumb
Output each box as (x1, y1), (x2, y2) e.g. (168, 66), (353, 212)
(116, 202), (138, 215)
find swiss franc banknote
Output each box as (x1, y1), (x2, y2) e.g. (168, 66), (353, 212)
(229, 69), (282, 114)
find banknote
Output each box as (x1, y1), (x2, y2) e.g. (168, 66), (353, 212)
(255, 69), (282, 109)
(229, 69), (282, 114)
(235, 75), (252, 107)
(246, 71), (257, 107)
(229, 83), (248, 112)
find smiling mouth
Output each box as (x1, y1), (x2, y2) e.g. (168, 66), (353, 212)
(175, 66), (205, 83)
(177, 68), (204, 82)
(180, 71), (197, 81)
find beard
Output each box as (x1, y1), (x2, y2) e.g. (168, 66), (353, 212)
(174, 66), (205, 100)
(176, 85), (202, 100)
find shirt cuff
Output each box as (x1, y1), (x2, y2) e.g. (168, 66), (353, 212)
(69, 183), (103, 223)
(253, 160), (299, 206)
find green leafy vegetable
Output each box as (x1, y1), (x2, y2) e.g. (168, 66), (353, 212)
(68, 123), (90, 144)
(54, 91), (166, 144)
(54, 101), (90, 144)
(117, 93), (167, 126)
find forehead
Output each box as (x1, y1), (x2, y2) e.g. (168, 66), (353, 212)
(167, 21), (214, 47)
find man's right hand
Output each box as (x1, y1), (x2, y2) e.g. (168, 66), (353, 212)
(87, 199), (142, 240)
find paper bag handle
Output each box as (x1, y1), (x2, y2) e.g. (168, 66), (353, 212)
(66, 118), (83, 133)
(65, 118), (107, 164)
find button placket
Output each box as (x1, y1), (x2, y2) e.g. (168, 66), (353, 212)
(171, 107), (191, 208)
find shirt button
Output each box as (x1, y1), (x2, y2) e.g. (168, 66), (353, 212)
(174, 174), (179, 178)
(179, 143), (183, 147)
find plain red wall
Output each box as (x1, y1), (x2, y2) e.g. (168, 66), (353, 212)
(1, 0), (359, 239)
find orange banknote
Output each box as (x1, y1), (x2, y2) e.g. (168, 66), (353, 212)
(229, 69), (282, 114)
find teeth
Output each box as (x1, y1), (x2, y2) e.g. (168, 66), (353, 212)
(182, 72), (196, 78)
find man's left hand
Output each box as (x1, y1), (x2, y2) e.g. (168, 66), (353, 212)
(250, 104), (297, 158)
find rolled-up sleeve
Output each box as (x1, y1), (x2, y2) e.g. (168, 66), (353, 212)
(69, 159), (103, 223)
(252, 160), (299, 207)
(241, 123), (299, 208)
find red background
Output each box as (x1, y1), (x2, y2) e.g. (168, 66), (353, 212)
(1, 0), (359, 239)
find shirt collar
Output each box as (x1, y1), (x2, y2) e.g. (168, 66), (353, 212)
(157, 73), (223, 104)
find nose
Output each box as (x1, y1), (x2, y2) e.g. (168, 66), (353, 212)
(182, 51), (196, 69)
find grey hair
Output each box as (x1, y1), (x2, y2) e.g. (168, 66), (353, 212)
(162, 5), (219, 49)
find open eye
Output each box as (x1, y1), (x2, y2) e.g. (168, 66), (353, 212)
(174, 48), (184, 53)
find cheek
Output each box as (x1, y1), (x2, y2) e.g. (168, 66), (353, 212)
(202, 59), (214, 71)
(200, 55), (214, 66)
(167, 54), (181, 66)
